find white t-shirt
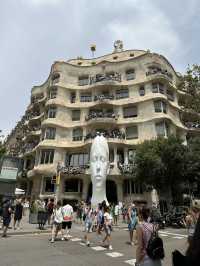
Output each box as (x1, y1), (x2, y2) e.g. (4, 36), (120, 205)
(104, 212), (112, 225)
(54, 207), (63, 223)
(114, 205), (119, 216)
(62, 204), (73, 222)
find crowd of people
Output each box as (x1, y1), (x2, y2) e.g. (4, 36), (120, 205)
(85, 111), (118, 121)
(1, 198), (200, 266)
(84, 129), (126, 141)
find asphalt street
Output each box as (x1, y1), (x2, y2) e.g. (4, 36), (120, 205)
(0, 226), (188, 266)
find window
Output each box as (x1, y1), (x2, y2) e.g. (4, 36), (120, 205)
(154, 100), (167, 113)
(44, 178), (54, 193)
(45, 127), (56, 139)
(64, 179), (83, 193)
(48, 107), (57, 118)
(78, 76), (89, 86)
(126, 69), (135, 80)
(80, 93), (92, 102)
(116, 88), (129, 99)
(48, 87), (57, 99)
(126, 126), (138, 139)
(139, 86), (145, 96)
(70, 92), (76, 103)
(166, 88), (174, 101)
(40, 149), (54, 164)
(152, 83), (164, 94)
(72, 110), (80, 121)
(67, 153), (89, 166)
(155, 121), (168, 137)
(123, 106), (137, 118)
(72, 128), (83, 141)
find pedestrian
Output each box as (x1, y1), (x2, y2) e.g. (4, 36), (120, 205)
(114, 203), (120, 226)
(61, 202), (73, 240)
(102, 206), (113, 250)
(50, 201), (63, 243)
(84, 204), (94, 246)
(122, 204), (127, 223)
(172, 214), (200, 266)
(37, 199), (47, 230)
(185, 207), (199, 244)
(13, 198), (23, 230)
(136, 207), (162, 266)
(96, 204), (104, 241)
(128, 203), (138, 245)
(2, 199), (12, 237)
(47, 198), (54, 225)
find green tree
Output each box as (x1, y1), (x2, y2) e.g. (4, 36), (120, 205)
(135, 136), (187, 196)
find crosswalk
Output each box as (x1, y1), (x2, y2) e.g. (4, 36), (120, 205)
(66, 230), (187, 266)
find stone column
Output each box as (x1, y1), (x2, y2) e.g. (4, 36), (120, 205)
(114, 146), (118, 166)
(82, 178), (90, 201)
(116, 179), (123, 203)
(124, 147), (128, 164)
(39, 176), (44, 197)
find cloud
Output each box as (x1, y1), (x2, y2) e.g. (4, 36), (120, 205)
(23, 0), (63, 6)
(0, 0), (200, 135)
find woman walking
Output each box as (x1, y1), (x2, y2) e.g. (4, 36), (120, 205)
(50, 201), (63, 243)
(128, 203), (138, 245)
(136, 207), (162, 266)
(102, 206), (113, 250)
(84, 204), (94, 246)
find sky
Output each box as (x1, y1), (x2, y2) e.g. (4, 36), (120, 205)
(0, 0), (200, 137)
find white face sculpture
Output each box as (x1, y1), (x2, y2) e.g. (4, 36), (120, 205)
(90, 135), (109, 192)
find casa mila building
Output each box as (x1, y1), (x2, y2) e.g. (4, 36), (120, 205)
(14, 41), (187, 206)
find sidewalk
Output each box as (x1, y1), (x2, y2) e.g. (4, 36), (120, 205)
(0, 214), (128, 236)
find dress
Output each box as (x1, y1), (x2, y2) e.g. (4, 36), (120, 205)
(128, 208), (137, 231)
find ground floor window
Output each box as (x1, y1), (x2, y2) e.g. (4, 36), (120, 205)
(123, 179), (143, 195)
(64, 179), (83, 193)
(44, 178), (55, 193)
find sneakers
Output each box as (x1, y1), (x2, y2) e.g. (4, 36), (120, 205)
(50, 239), (54, 243)
(61, 237), (65, 241)
(108, 245), (113, 250)
(86, 241), (90, 247)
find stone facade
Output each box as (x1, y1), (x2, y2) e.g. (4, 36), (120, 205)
(14, 43), (188, 206)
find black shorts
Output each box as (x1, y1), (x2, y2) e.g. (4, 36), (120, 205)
(62, 221), (72, 229)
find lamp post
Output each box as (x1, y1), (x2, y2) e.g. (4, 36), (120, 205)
(55, 162), (62, 204)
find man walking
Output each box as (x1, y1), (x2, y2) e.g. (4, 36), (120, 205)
(2, 199), (12, 237)
(61, 202), (73, 240)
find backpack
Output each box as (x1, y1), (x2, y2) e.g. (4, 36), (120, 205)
(143, 224), (165, 260)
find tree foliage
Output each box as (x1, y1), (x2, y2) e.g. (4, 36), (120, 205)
(179, 64), (200, 114)
(135, 136), (187, 189)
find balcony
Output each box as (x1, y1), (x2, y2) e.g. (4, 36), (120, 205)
(118, 163), (135, 175)
(89, 72), (121, 85)
(146, 67), (173, 81)
(84, 129), (125, 142)
(184, 122), (200, 130)
(31, 93), (45, 104)
(94, 94), (114, 102)
(85, 111), (118, 122)
(60, 165), (89, 175)
(22, 141), (39, 154)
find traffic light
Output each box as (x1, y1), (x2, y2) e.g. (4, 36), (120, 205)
(51, 175), (56, 184)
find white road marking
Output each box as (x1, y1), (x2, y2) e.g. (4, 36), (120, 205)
(91, 246), (107, 251)
(79, 242), (85, 246)
(125, 259), (136, 265)
(159, 231), (187, 238)
(106, 252), (124, 258)
(123, 228), (128, 231)
(172, 236), (184, 240)
(160, 234), (168, 237)
(71, 238), (82, 242)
